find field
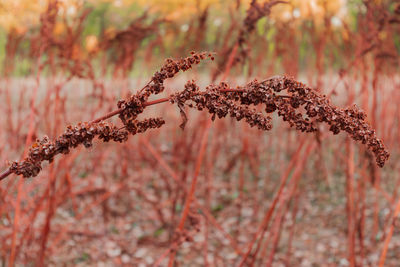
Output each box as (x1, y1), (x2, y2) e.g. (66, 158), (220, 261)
(0, 0), (399, 266)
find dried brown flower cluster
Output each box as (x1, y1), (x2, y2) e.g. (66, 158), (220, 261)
(6, 52), (213, 179)
(171, 80), (272, 131)
(141, 51), (214, 100)
(170, 76), (389, 167)
(9, 119), (164, 178)
(224, 76), (389, 167)
(118, 52), (214, 125)
(1, 53), (390, 181)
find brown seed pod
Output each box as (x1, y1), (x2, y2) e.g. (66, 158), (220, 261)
(1, 53), (390, 182)
(8, 119), (164, 178)
(222, 76), (390, 167)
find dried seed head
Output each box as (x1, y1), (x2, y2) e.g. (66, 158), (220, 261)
(170, 75), (389, 167)
(226, 76), (390, 167)
(139, 52), (214, 101)
(4, 53), (390, 182)
(8, 118), (164, 178)
(172, 80), (273, 131)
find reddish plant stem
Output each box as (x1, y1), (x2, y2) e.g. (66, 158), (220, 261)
(89, 97), (170, 124)
(254, 140), (315, 266)
(52, 181), (126, 246)
(264, 196), (289, 267)
(346, 138), (356, 267)
(237, 139), (313, 267)
(142, 139), (243, 255)
(285, 191), (300, 265)
(167, 120), (211, 266)
(357, 160), (367, 266)
(0, 86), (261, 182)
(378, 197), (400, 267)
(0, 170), (12, 181)
(9, 53), (41, 265)
(38, 166), (56, 266)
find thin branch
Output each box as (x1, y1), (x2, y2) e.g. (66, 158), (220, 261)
(0, 75), (390, 182)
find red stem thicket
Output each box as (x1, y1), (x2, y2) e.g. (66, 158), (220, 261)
(0, 52), (389, 181)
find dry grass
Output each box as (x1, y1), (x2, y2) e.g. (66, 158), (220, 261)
(1, 0), (400, 266)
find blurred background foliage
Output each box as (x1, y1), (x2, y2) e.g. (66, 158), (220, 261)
(0, 0), (398, 76)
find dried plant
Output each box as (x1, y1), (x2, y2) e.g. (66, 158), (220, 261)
(8, 119), (164, 178)
(1, 52), (213, 180)
(238, 0), (287, 59)
(100, 13), (163, 78)
(169, 75), (389, 167)
(3, 29), (24, 77)
(1, 1), (399, 265)
(212, 0), (287, 80)
(30, 0), (94, 78)
(0, 52), (389, 181)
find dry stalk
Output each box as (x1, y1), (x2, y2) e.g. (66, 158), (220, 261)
(0, 52), (389, 181)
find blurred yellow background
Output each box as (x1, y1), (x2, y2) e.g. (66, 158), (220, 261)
(0, 0), (348, 32)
